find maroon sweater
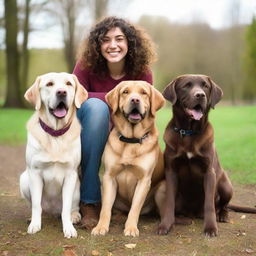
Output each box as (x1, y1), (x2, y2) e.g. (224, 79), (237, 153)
(73, 62), (153, 102)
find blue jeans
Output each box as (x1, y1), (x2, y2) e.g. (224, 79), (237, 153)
(77, 98), (110, 204)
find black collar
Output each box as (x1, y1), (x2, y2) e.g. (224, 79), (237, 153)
(118, 132), (149, 144)
(173, 126), (200, 138)
(39, 118), (71, 137)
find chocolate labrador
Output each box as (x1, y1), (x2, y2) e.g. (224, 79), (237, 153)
(157, 74), (256, 237)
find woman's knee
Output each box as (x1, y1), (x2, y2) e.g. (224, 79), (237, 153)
(78, 98), (109, 124)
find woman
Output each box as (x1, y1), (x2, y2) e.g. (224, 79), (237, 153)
(73, 16), (156, 229)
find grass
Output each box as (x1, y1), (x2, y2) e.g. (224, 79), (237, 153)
(0, 105), (255, 184)
(0, 108), (33, 145)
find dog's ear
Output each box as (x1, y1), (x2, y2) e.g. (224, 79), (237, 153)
(24, 76), (42, 110)
(150, 86), (165, 117)
(162, 79), (178, 104)
(72, 75), (88, 108)
(105, 83), (121, 114)
(208, 77), (223, 109)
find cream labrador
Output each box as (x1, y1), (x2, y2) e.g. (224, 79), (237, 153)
(91, 81), (166, 237)
(20, 72), (88, 238)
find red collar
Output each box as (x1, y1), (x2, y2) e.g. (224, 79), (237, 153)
(39, 118), (71, 137)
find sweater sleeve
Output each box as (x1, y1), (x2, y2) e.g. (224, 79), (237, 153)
(72, 62), (90, 91)
(73, 62), (107, 102)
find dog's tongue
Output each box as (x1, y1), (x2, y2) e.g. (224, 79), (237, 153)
(53, 107), (67, 118)
(129, 113), (141, 120)
(187, 109), (203, 120)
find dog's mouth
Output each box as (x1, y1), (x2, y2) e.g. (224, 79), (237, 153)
(185, 104), (203, 120)
(125, 108), (144, 123)
(49, 101), (68, 119)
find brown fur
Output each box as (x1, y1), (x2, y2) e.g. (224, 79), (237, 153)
(91, 81), (166, 237)
(157, 74), (233, 237)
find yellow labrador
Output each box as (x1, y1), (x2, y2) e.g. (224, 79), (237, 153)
(92, 81), (165, 237)
(19, 72), (88, 238)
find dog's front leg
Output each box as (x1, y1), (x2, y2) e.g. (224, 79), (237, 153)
(203, 168), (218, 237)
(27, 170), (43, 234)
(157, 169), (177, 235)
(91, 173), (117, 236)
(124, 176), (151, 237)
(62, 171), (78, 238)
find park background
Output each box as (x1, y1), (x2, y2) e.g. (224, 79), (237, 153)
(0, 0), (256, 255)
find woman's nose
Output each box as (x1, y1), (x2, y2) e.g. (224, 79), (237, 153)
(109, 39), (117, 48)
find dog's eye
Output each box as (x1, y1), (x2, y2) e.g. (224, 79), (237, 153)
(141, 90), (147, 95)
(46, 82), (54, 87)
(123, 90), (129, 94)
(185, 82), (192, 87)
(202, 82), (209, 88)
(66, 81), (72, 86)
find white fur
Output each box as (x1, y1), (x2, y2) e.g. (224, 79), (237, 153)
(20, 73), (87, 238)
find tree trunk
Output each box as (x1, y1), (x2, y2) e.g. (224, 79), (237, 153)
(20, 0), (30, 95)
(4, 0), (23, 108)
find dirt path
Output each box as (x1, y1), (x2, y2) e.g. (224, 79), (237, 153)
(0, 145), (256, 256)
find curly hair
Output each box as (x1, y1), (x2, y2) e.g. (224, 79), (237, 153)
(77, 16), (157, 78)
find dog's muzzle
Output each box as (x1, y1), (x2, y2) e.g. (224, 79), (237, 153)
(124, 98), (145, 124)
(49, 90), (68, 119)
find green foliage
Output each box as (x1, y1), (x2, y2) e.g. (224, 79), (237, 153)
(0, 105), (255, 184)
(243, 17), (256, 100)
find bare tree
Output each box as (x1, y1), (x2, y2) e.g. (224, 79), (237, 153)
(4, 0), (23, 107)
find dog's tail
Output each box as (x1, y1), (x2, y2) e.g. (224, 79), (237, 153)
(227, 204), (256, 213)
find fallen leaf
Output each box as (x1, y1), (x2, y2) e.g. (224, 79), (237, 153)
(125, 243), (136, 249)
(191, 250), (197, 256)
(245, 248), (254, 254)
(106, 252), (113, 256)
(241, 215), (246, 219)
(91, 250), (100, 255)
(62, 249), (77, 256)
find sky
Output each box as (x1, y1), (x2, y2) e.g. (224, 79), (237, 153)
(1, 0), (256, 48)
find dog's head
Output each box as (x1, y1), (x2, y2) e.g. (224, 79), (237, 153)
(25, 72), (88, 119)
(106, 81), (165, 125)
(163, 74), (223, 121)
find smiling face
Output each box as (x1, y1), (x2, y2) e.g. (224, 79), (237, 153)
(163, 75), (223, 121)
(25, 72), (88, 125)
(100, 27), (128, 65)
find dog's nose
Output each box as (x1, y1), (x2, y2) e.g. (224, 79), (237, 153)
(56, 90), (67, 97)
(131, 98), (140, 104)
(194, 91), (205, 98)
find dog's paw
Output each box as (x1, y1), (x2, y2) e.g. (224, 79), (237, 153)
(157, 224), (170, 235)
(91, 225), (109, 236)
(71, 211), (81, 224)
(124, 226), (139, 237)
(27, 222), (41, 234)
(204, 226), (218, 237)
(63, 223), (77, 238)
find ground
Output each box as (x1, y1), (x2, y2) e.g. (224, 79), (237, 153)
(0, 145), (256, 256)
